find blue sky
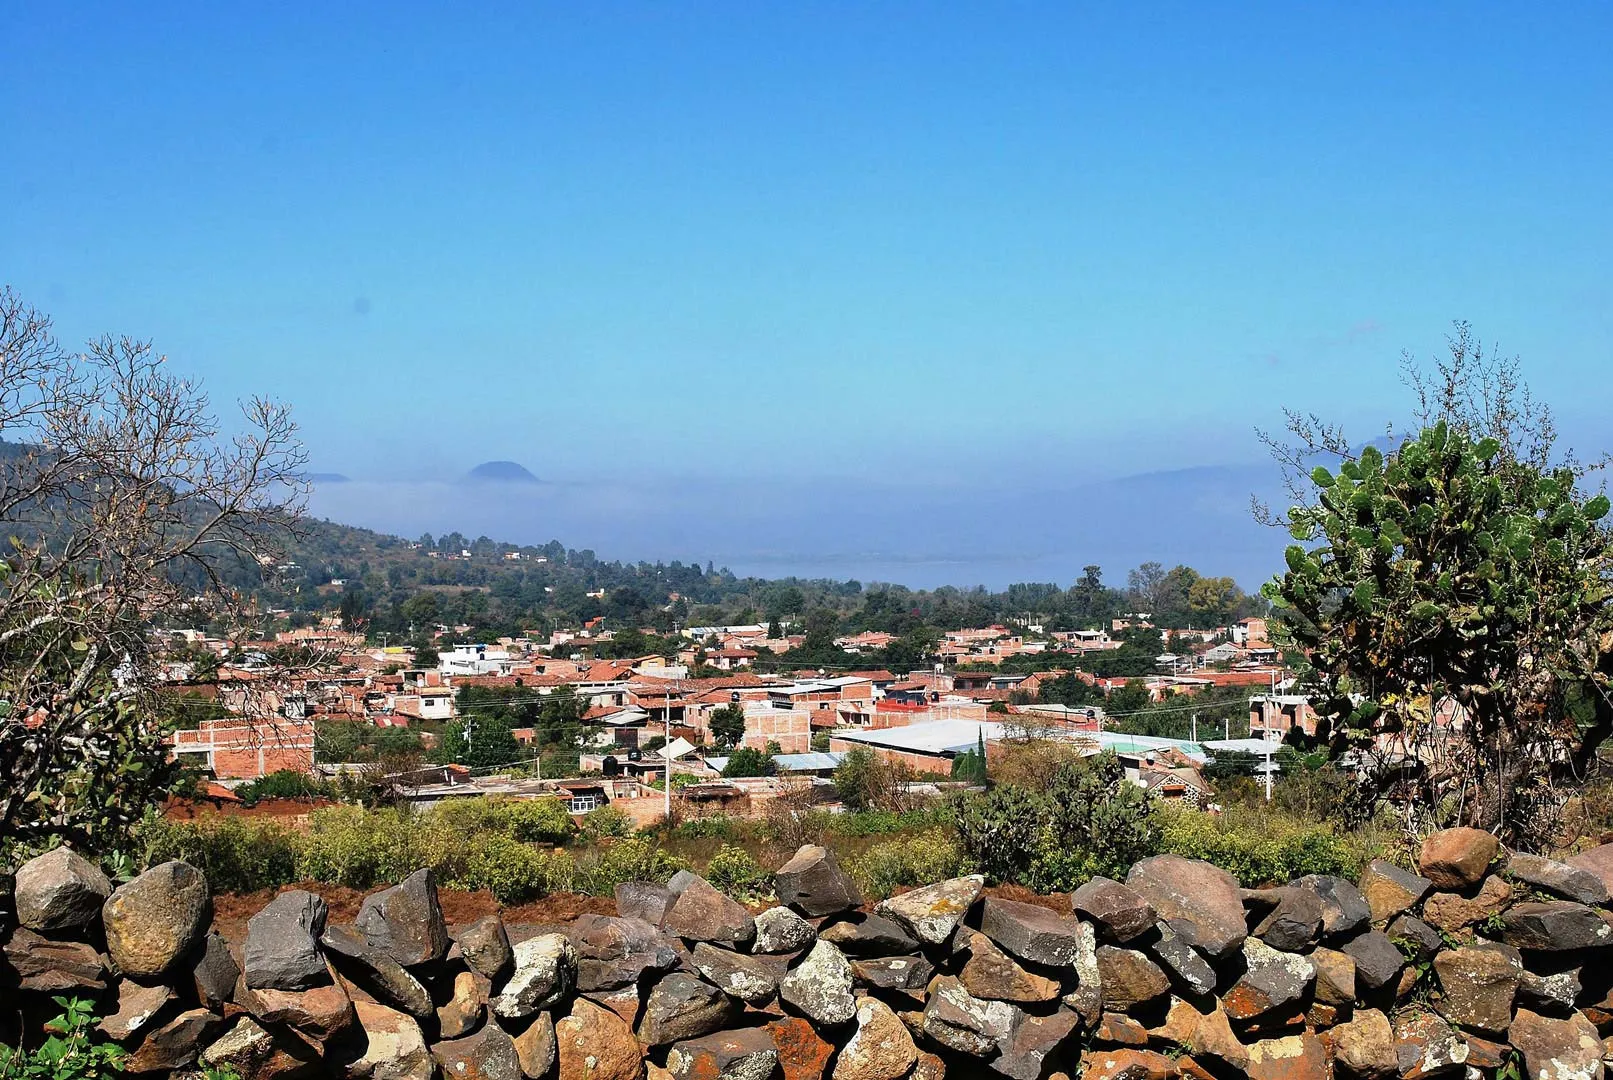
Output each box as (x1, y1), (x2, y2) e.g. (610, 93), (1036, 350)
(4, 4), (1611, 585)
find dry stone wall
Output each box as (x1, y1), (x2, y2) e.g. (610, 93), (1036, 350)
(6, 831), (1613, 1078)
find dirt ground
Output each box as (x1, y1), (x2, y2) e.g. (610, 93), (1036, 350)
(163, 796), (337, 821)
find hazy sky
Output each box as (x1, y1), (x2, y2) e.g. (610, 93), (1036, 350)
(4, 4), (1611, 583)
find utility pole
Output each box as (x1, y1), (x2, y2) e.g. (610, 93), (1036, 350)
(1191, 713), (1197, 742)
(1264, 738), (1274, 803)
(664, 674), (677, 823)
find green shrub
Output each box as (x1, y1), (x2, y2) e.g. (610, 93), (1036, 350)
(234, 770), (335, 806)
(0, 995), (125, 1078)
(704, 844), (772, 900)
(581, 806), (633, 842)
(848, 831), (966, 899)
(454, 834), (567, 903)
(140, 816), (300, 894)
(670, 815), (751, 841)
(572, 840), (688, 897)
(1158, 805), (1363, 885)
(295, 806), (422, 889)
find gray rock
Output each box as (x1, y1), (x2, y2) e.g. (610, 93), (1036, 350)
(616, 880), (676, 926)
(1222, 937), (1314, 1021)
(456, 914), (513, 982)
(355, 869), (449, 968)
(667, 1028), (779, 1080)
(245, 890), (330, 992)
(1519, 966), (1581, 1012)
(321, 923), (434, 1019)
(1386, 914), (1444, 962)
(569, 913), (678, 992)
(779, 939), (857, 1026)
(1247, 886), (1324, 952)
(667, 869), (701, 895)
(774, 844), (863, 917)
(1062, 920), (1103, 1024)
(664, 875), (756, 947)
(754, 905), (817, 954)
(14, 846), (111, 932)
(875, 875), (984, 946)
(819, 914), (919, 957)
(1340, 928), (1403, 992)
(1145, 922), (1217, 998)
(431, 1022), (522, 1080)
(692, 941), (785, 1004)
(978, 896), (1083, 966)
(1072, 876), (1155, 943)
(1565, 843), (1613, 897)
(921, 975), (1023, 1057)
(1126, 854), (1246, 959)
(102, 860), (210, 979)
(993, 1008), (1080, 1080)
(851, 954), (934, 992)
(490, 932), (577, 1019)
(1505, 852), (1609, 906)
(638, 972), (736, 1047)
(1293, 874), (1372, 939)
(1500, 901), (1613, 952)
(191, 931), (240, 1012)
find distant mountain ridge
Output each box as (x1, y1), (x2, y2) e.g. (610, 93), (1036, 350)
(465, 460), (540, 484)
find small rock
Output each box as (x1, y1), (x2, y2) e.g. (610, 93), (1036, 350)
(1393, 1011), (1469, 1080)
(835, 997), (920, 1080)
(852, 954), (934, 992)
(960, 930), (1061, 1004)
(1310, 946), (1356, 1006)
(1433, 946), (1518, 1033)
(1417, 828), (1499, 891)
(1332, 1008), (1399, 1080)
(1386, 915), (1443, 962)
(1126, 854), (1246, 959)
(322, 923), (434, 1019)
(1076, 1048), (1179, 1079)
(978, 896), (1084, 966)
(875, 875), (984, 946)
(123, 1008), (224, 1074)
(97, 980), (177, 1041)
(570, 913), (679, 991)
(1248, 886), (1324, 952)
(436, 969), (484, 1039)
(355, 869), (448, 968)
(1422, 874), (1512, 933)
(754, 905), (818, 954)
(13, 846), (111, 932)
(1222, 937), (1315, 1022)
(1505, 852), (1610, 906)
(1500, 901), (1613, 952)
(1246, 1033), (1327, 1080)
(1191, 1007), (1252, 1073)
(1062, 920), (1104, 1024)
(202, 1017), (320, 1080)
(1566, 843), (1613, 897)
(820, 914), (919, 956)
(457, 915), (513, 981)
(765, 1016), (835, 1080)
(2, 927), (107, 992)
(668, 1028), (779, 1080)
(1507, 1008), (1603, 1080)
(191, 931), (240, 1011)
(512, 1012), (557, 1080)
(775, 844), (864, 916)
(1146, 922), (1216, 998)
(245, 889), (330, 991)
(1072, 877), (1155, 943)
(617, 879), (677, 926)
(1339, 928), (1403, 992)
(692, 941), (784, 1004)
(555, 997), (645, 1080)
(1359, 860), (1433, 924)
(431, 1021), (522, 1080)
(1096, 1012), (1149, 1047)
(347, 1000), (433, 1080)
(490, 932), (577, 1019)
(1096, 946), (1170, 1011)
(780, 939), (857, 1026)
(102, 860), (211, 979)
(993, 1008), (1080, 1080)
(664, 876), (756, 947)
(1292, 874), (1372, 939)
(640, 972), (736, 1047)
(238, 973), (356, 1044)
(1519, 966), (1581, 1012)
(921, 976), (1023, 1057)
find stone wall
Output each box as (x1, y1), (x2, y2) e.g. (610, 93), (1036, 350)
(5, 828), (1613, 1079)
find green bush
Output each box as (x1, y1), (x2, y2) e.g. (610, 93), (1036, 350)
(295, 806), (422, 889)
(455, 834), (567, 903)
(234, 770), (336, 806)
(704, 844), (772, 900)
(670, 815), (751, 841)
(848, 831), (966, 899)
(0, 995), (125, 1078)
(572, 840), (689, 898)
(581, 806), (634, 842)
(1158, 805), (1363, 885)
(141, 815), (299, 894)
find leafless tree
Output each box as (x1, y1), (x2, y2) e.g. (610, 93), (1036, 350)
(0, 286), (308, 855)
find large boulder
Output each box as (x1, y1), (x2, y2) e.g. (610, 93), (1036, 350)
(638, 972), (736, 1047)
(664, 876), (756, 947)
(754, 905), (817, 954)
(820, 914), (920, 957)
(490, 932), (577, 1019)
(834, 997), (920, 1080)
(1507, 1008), (1603, 1080)
(667, 1028), (779, 1080)
(14, 846), (111, 932)
(1222, 937), (1315, 1022)
(875, 875), (984, 946)
(245, 889), (330, 991)
(431, 1021), (522, 1080)
(355, 869), (448, 968)
(555, 997), (645, 1080)
(1505, 852), (1609, 905)
(1292, 874), (1372, 938)
(570, 913), (679, 991)
(617, 880), (677, 926)
(1433, 947), (1518, 1034)
(1500, 901), (1613, 952)
(346, 1001), (433, 1080)
(1416, 828), (1498, 890)
(921, 976), (1023, 1057)
(102, 860), (210, 979)
(978, 896), (1084, 966)
(775, 844), (864, 916)
(456, 915), (513, 982)
(1358, 860), (1432, 924)
(959, 930), (1061, 1004)
(692, 941), (785, 1004)
(1072, 877), (1155, 943)
(321, 923), (434, 1019)
(1331, 1008), (1397, 1080)
(1125, 855), (1246, 959)
(1095, 946), (1170, 1011)
(780, 939), (858, 1026)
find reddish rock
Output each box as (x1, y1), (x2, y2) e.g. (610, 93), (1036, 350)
(123, 1008), (224, 1074)
(764, 1016), (834, 1080)
(1358, 860), (1432, 924)
(1508, 1008), (1603, 1080)
(1125, 855), (1246, 959)
(1244, 1033), (1327, 1080)
(556, 997), (645, 1080)
(959, 930), (1061, 1004)
(1416, 828), (1498, 890)
(1077, 1049), (1178, 1080)
(1421, 874), (1512, 933)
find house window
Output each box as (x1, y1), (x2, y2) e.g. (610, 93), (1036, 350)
(569, 794), (601, 813)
